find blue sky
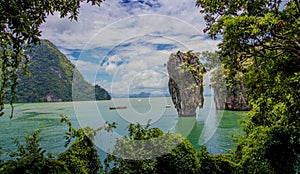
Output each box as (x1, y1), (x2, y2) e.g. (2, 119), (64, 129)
(41, 0), (219, 95)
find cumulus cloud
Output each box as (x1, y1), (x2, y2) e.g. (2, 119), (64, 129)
(110, 68), (169, 95)
(74, 60), (100, 72)
(40, 0), (219, 95)
(125, 60), (147, 72)
(132, 70), (168, 89)
(41, 0), (212, 49)
(105, 63), (118, 75)
(108, 55), (122, 63)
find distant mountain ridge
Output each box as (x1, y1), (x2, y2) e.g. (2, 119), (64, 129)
(126, 92), (170, 98)
(11, 40), (110, 102)
(129, 92), (151, 98)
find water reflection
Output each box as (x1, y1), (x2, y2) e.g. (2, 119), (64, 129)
(170, 95), (225, 150)
(173, 117), (197, 137)
(198, 100), (224, 145)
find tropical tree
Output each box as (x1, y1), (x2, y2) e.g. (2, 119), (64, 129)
(0, 115), (116, 173)
(105, 122), (200, 174)
(196, 0), (300, 173)
(199, 51), (221, 70)
(0, 0), (105, 117)
(197, 146), (237, 174)
(0, 129), (71, 174)
(58, 126), (102, 174)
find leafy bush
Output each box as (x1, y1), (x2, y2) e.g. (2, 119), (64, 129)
(106, 121), (200, 174)
(0, 129), (70, 174)
(58, 127), (102, 174)
(0, 116), (107, 174)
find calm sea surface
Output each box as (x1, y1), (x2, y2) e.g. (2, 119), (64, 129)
(0, 97), (245, 160)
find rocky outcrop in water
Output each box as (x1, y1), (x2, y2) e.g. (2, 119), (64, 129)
(211, 66), (250, 111)
(167, 51), (206, 117)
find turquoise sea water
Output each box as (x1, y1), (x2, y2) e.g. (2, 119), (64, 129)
(0, 97), (245, 160)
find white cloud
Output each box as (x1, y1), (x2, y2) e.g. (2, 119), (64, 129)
(133, 70), (168, 89)
(109, 68), (169, 94)
(74, 60), (100, 72)
(105, 63), (118, 75)
(41, 0), (213, 49)
(40, 0), (220, 94)
(104, 55), (123, 75)
(108, 55), (122, 63)
(125, 60), (147, 72)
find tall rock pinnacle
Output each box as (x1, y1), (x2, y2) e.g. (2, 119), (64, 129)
(167, 51), (206, 117)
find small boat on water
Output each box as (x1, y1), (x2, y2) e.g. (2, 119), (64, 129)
(165, 104), (171, 108)
(109, 106), (127, 110)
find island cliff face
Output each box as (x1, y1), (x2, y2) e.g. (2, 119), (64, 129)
(211, 66), (250, 111)
(167, 51), (205, 117)
(11, 40), (111, 102)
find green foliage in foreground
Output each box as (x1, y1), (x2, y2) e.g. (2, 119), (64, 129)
(0, 117), (239, 174)
(0, 129), (70, 174)
(0, 116), (106, 174)
(197, 0), (300, 173)
(198, 146), (237, 174)
(58, 128), (102, 174)
(105, 122), (200, 174)
(0, 114), (296, 173)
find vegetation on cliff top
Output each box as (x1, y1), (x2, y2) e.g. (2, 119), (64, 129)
(7, 40), (110, 103)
